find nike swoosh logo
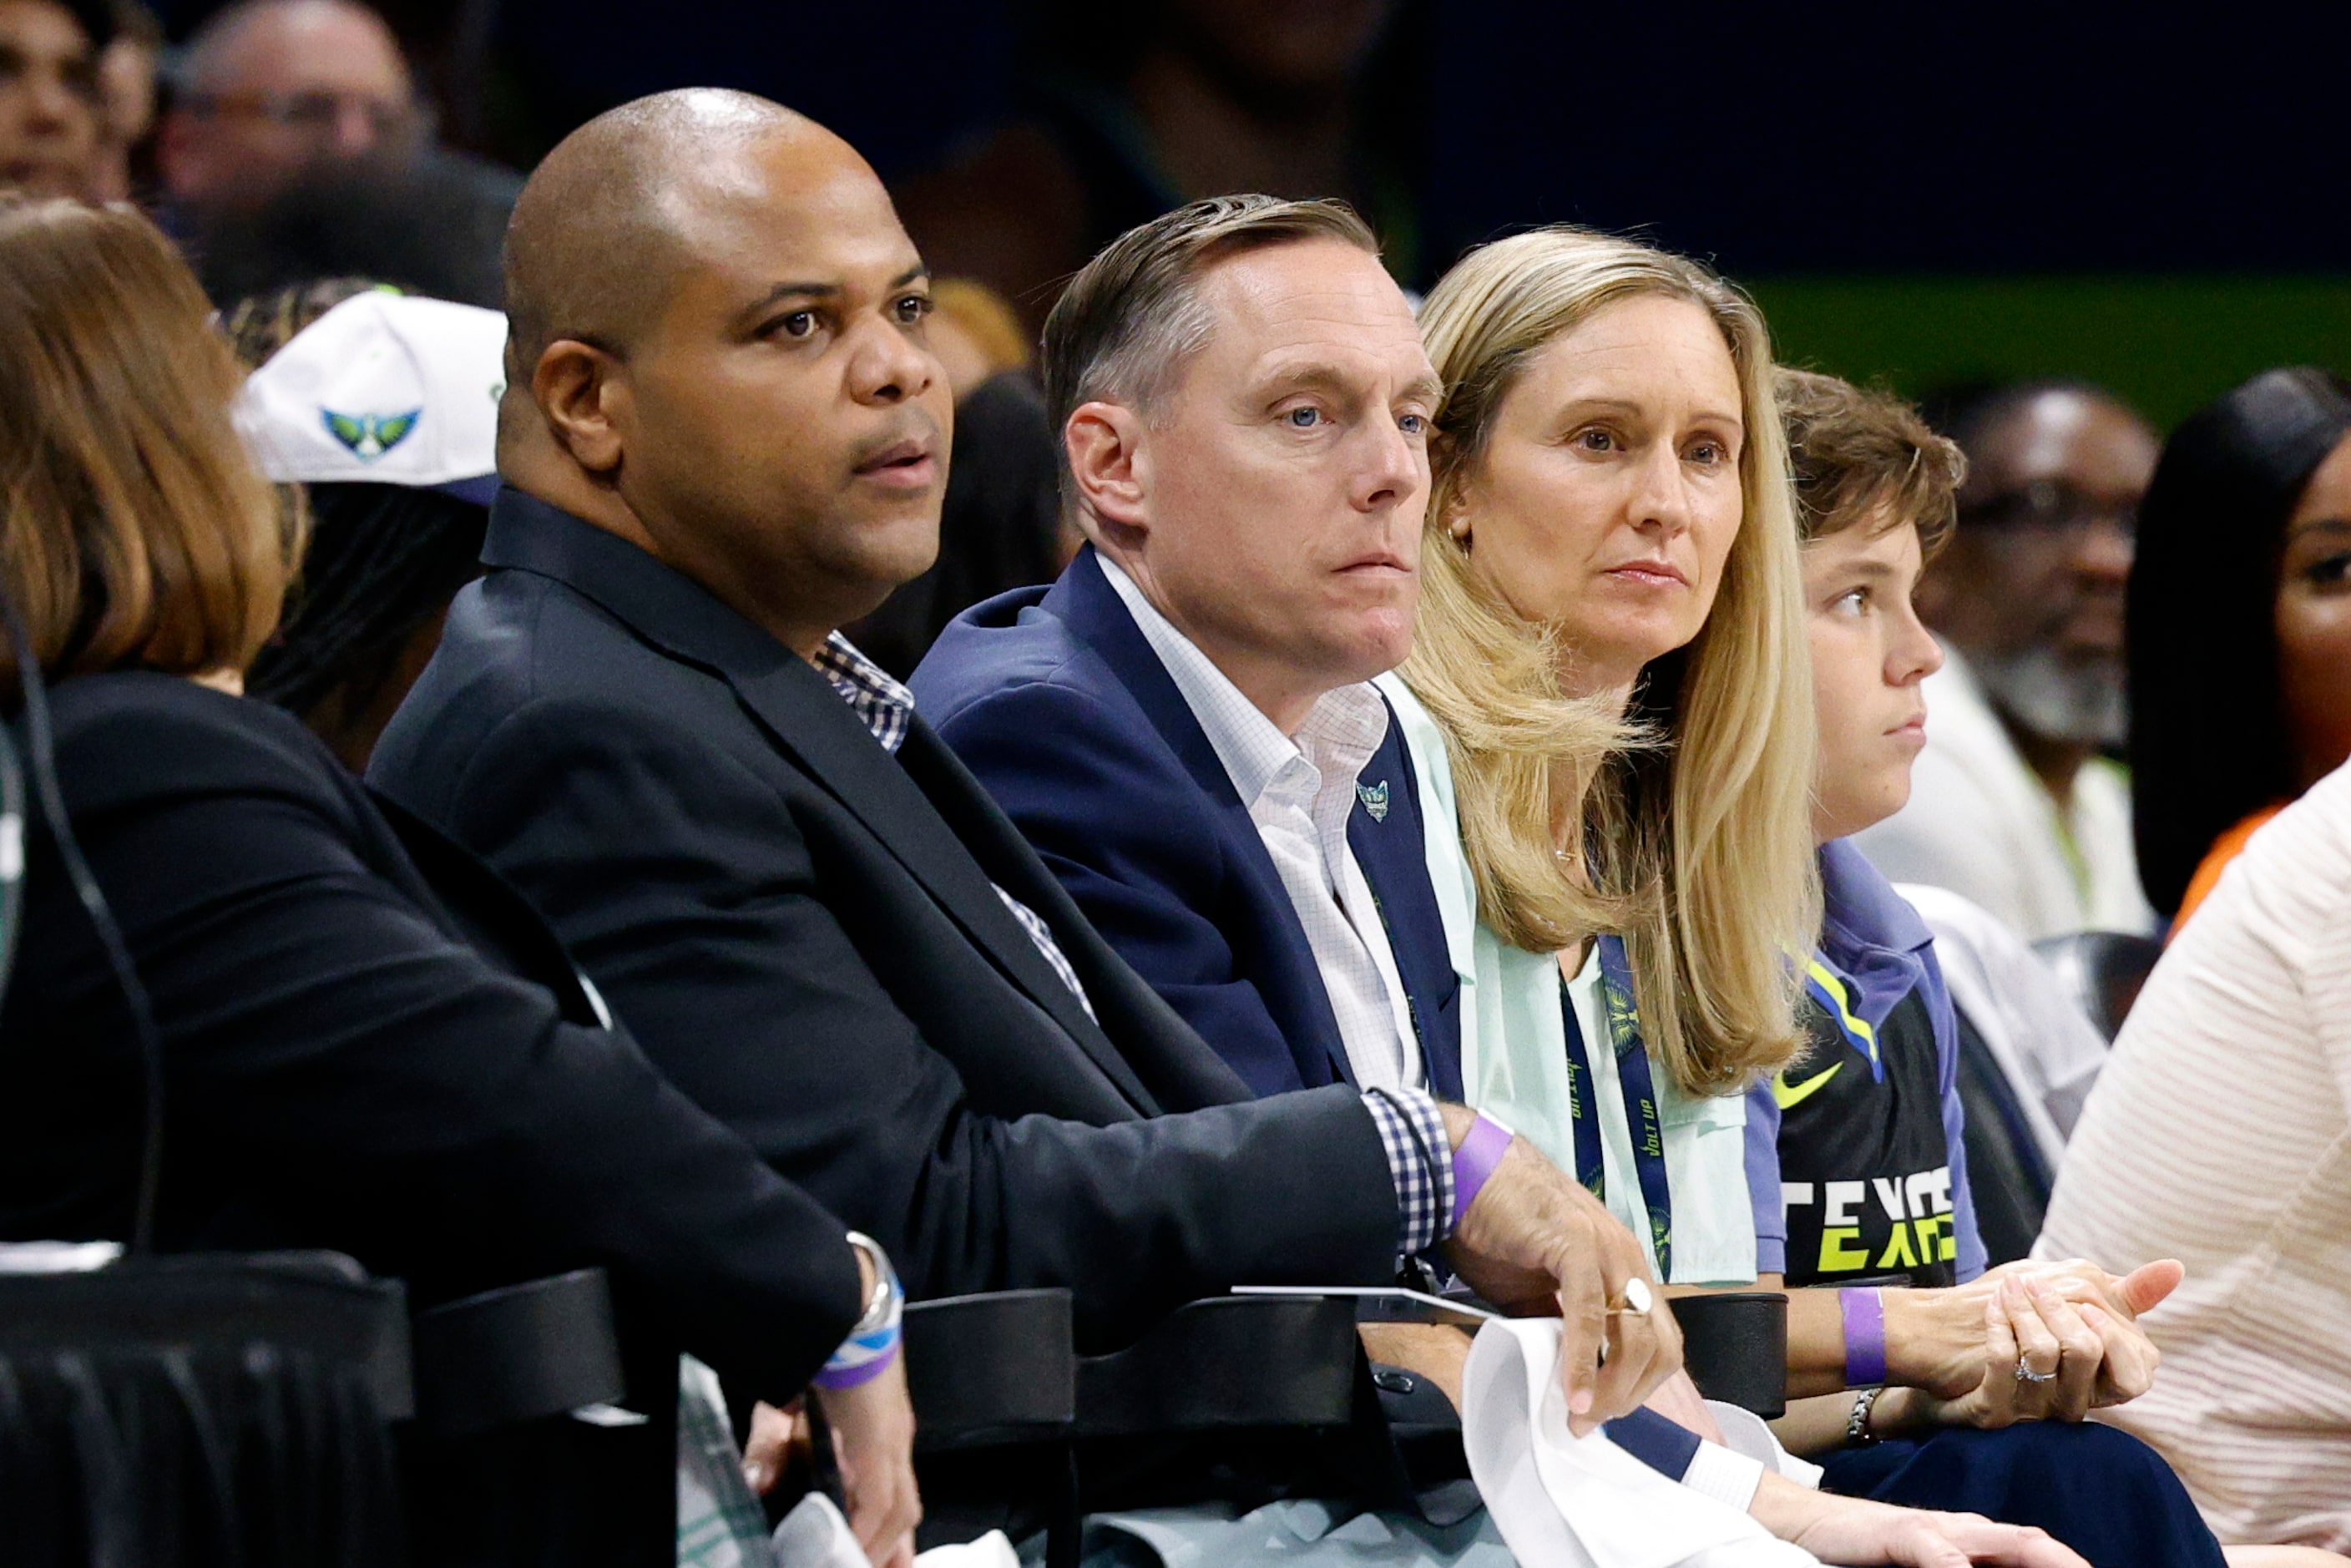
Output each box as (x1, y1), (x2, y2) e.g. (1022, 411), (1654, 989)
(1771, 1060), (1843, 1110)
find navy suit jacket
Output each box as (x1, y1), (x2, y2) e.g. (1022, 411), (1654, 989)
(913, 546), (1463, 1103)
(370, 493), (1403, 1351)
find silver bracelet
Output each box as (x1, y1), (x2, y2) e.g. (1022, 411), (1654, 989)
(1844, 1386), (1882, 1447)
(843, 1231), (899, 1336)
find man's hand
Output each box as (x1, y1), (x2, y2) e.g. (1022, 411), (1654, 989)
(813, 1355), (920, 1568)
(1749, 1472), (2089, 1567)
(1435, 1105), (1681, 1436)
(742, 1399), (810, 1495)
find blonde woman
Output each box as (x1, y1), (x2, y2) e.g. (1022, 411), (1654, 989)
(1383, 225), (1818, 1291)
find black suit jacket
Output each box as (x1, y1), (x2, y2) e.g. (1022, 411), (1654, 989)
(0, 672), (861, 1401)
(913, 546), (1464, 1101)
(370, 489), (1402, 1346)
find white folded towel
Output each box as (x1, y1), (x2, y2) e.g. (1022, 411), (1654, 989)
(1461, 1320), (1819, 1568)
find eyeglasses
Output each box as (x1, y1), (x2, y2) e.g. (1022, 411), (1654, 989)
(1957, 478), (2136, 543)
(184, 89), (434, 147)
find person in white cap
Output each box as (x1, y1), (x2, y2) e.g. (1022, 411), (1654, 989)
(232, 283), (504, 767)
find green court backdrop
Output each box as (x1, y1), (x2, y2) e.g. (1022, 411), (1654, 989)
(1748, 277), (2351, 430)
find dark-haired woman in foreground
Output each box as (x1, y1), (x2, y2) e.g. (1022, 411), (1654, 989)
(0, 197), (917, 1565)
(2126, 367), (2351, 930)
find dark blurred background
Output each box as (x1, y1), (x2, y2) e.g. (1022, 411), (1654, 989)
(139, 0), (2351, 422)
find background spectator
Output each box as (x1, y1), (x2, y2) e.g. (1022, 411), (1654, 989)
(1854, 382), (2161, 940)
(159, 0), (518, 303)
(0, 0), (104, 197)
(159, 0), (422, 210)
(87, 0), (156, 197)
(2127, 367), (2351, 928)
(892, 0), (1424, 330)
(227, 282), (498, 769)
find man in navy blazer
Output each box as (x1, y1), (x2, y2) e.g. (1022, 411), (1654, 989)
(913, 200), (1461, 1110)
(918, 548), (1459, 1102)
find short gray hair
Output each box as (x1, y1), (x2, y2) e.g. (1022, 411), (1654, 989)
(1039, 195), (1379, 512)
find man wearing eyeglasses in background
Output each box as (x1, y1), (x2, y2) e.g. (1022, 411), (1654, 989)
(155, 0), (523, 306)
(1853, 380), (2162, 942)
(159, 0), (425, 208)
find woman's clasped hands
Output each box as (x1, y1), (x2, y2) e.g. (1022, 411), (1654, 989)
(1877, 1257), (2184, 1433)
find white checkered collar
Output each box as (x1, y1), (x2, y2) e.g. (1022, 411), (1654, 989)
(1096, 553), (1388, 808)
(811, 631), (915, 755)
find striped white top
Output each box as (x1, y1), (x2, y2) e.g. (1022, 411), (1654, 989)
(2036, 761), (2351, 1550)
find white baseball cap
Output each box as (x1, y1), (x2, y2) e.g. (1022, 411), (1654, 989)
(235, 291), (509, 506)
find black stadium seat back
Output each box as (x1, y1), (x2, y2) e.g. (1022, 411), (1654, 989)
(902, 1287), (1076, 1449)
(1074, 1294), (1358, 1438)
(412, 1267), (624, 1439)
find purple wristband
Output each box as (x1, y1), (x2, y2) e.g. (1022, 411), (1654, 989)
(812, 1338), (898, 1390)
(1840, 1287), (1888, 1388)
(1450, 1112), (1514, 1227)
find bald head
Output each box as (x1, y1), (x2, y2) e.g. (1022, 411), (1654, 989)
(492, 87), (948, 658)
(503, 89), (870, 384)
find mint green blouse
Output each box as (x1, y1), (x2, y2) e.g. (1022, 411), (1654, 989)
(1375, 674), (1760, 1287)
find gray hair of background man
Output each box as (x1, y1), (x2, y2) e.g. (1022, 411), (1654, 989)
(175, 0), (404, 91)
(1038, 194), (1379, 518)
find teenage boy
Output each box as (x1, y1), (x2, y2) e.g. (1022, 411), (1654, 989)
(1753, 369), (2219, 1560)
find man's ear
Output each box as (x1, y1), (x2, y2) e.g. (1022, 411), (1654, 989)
(532, 339), (629, 477)
(1064, 400), (1152, 543)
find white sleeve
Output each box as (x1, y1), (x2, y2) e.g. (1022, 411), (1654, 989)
(1705, 1401), (1825, 1490)
(1679, 1440), (1770, 1513)
(1898, 882), (2106, 1156)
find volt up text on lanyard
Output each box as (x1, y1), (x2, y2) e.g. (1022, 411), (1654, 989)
(1560, 934), (1673, 1282)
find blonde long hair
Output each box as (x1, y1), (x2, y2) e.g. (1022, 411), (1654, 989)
(1403, 227), (1819, 1096)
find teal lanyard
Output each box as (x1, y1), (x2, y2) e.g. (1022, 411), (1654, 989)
(1560, 935), (1673, 1281)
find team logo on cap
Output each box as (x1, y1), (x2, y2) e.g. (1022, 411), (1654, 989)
(321, 407), (422, 461)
